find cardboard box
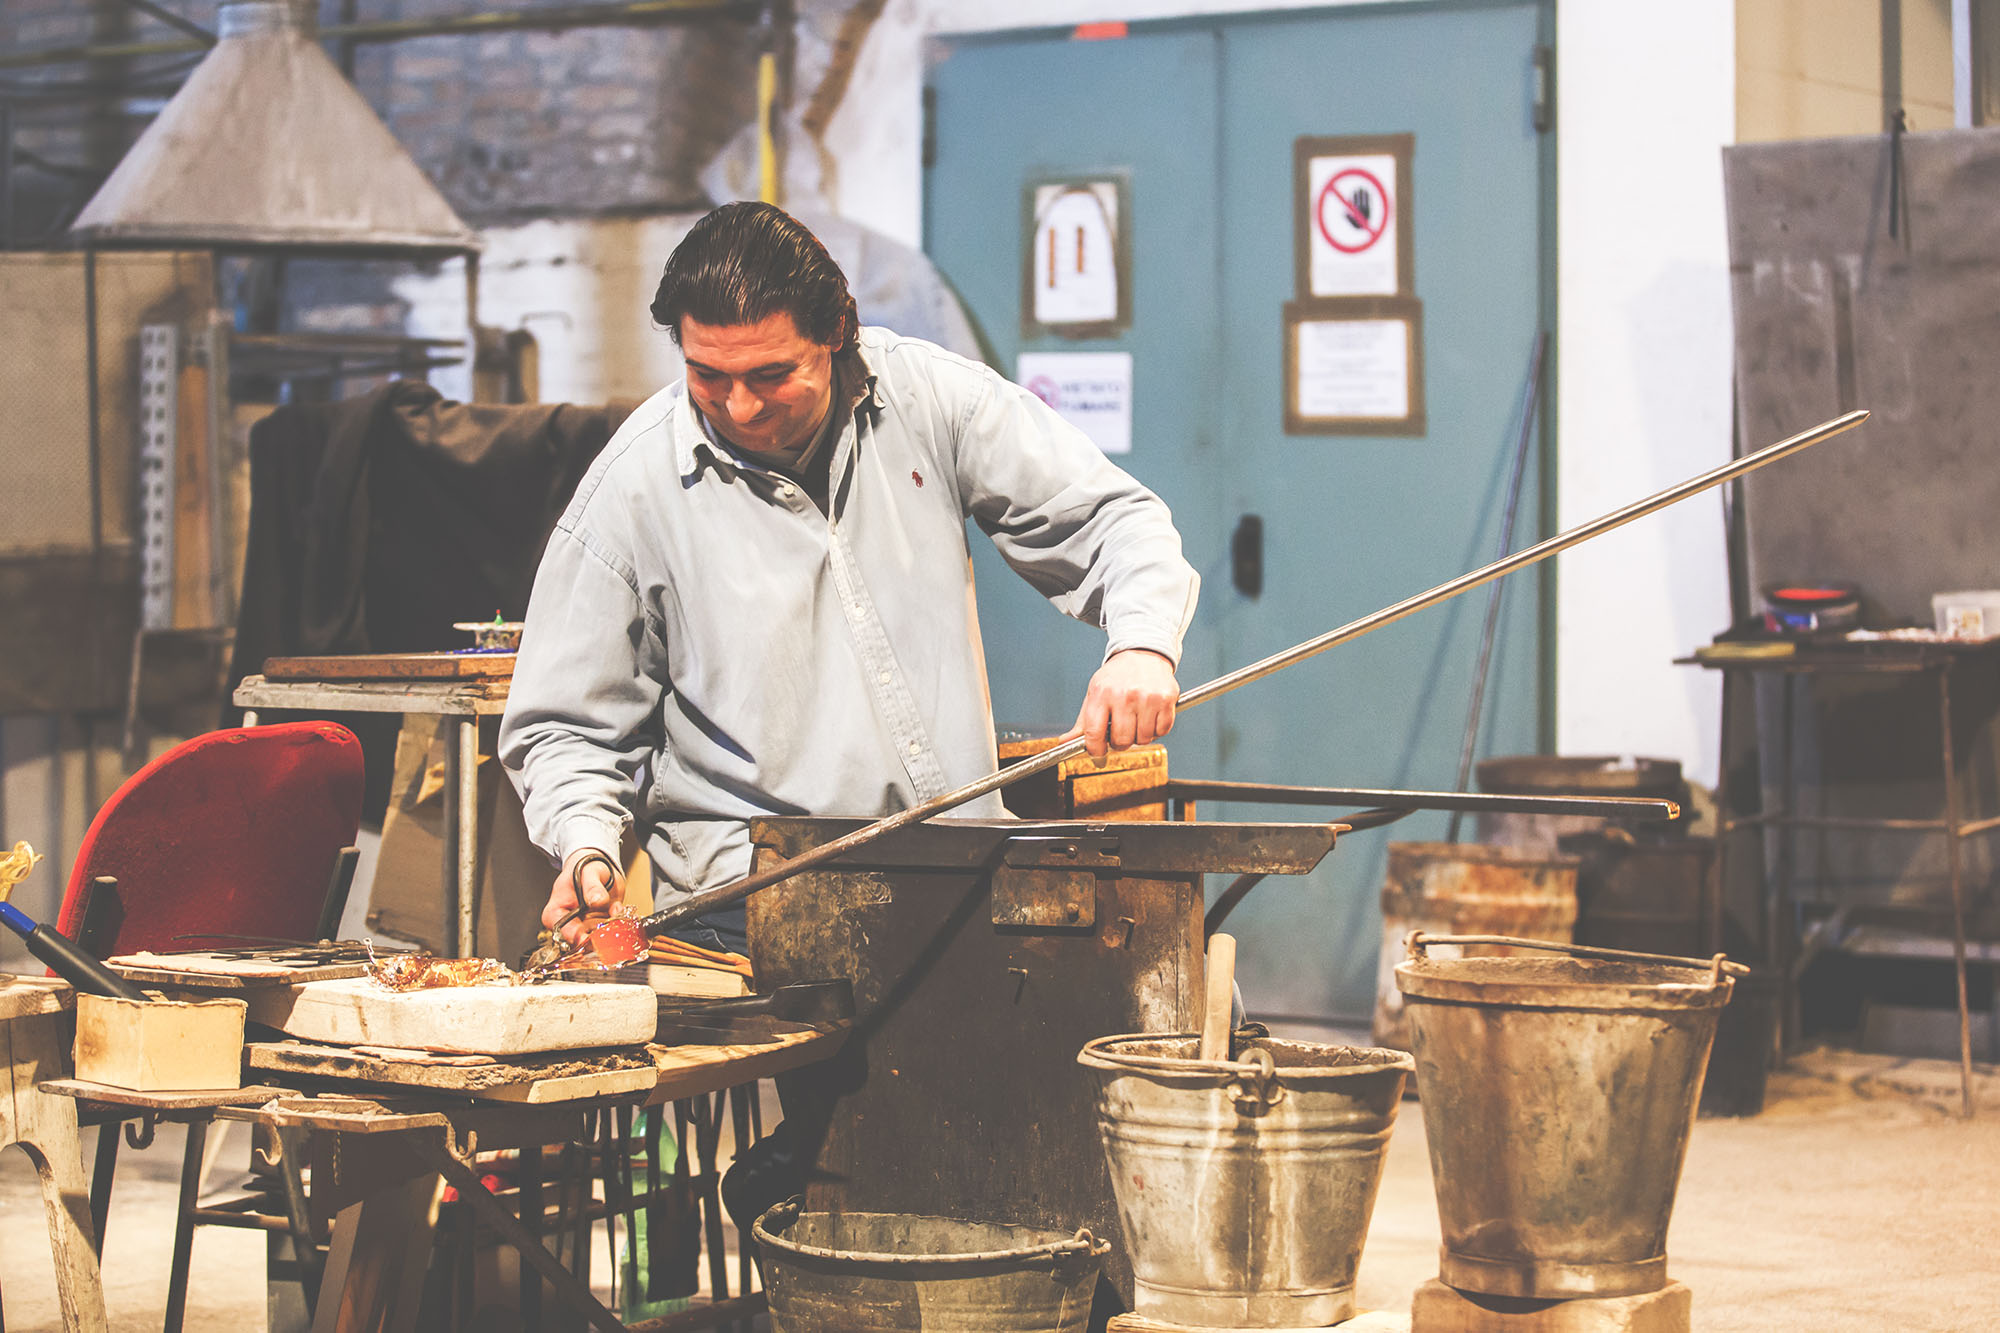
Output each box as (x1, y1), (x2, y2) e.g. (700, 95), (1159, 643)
(74, 994), (246, 1091)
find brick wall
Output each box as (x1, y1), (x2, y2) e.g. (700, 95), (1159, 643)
(0, 0), (862, 238)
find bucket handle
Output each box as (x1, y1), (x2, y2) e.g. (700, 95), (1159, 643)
(1404, 931), (1749, 989)
(753, 1198), (1111, 1267)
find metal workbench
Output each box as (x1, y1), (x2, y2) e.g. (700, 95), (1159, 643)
(1684, 638), (2000, 1116)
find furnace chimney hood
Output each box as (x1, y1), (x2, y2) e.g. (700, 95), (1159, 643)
(71, 1), (479, 255)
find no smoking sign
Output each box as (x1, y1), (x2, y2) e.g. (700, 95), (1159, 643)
(1304, 150), (1403, 297)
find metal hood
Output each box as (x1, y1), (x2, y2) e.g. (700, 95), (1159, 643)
(70, 2), (478, 255)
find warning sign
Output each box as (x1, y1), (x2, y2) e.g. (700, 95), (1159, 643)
(1304, 149), (1403, 298)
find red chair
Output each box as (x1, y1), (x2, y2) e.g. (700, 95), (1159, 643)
(60, 721), (364, 955)
(58, 721), (363, 1332)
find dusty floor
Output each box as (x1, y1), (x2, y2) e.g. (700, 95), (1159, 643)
(0, 1049), (1995, 1331)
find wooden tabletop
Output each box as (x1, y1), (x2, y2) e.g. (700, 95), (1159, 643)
(44, 1026), (845, 1116)
(232, 673), (511, 716)
(0, 976), (75, 1022)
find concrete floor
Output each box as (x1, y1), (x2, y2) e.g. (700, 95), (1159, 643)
(0, 1049), (1995, 1331)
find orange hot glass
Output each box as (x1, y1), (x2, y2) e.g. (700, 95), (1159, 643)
(558, 912), (648, 971)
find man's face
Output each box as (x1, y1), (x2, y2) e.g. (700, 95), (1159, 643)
(680, 311), (836, 455)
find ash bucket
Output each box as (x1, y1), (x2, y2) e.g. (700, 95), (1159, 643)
(1077, 1032), (1412, 1327)
(1395, 934), (1741, 1300)
(752, 1201), (1109, 1333)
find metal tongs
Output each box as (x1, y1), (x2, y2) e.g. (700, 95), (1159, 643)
(527, 409), (1870, 975)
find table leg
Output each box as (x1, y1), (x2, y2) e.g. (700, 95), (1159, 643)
(1939, 666), (1975, 1119)
(453, 716), (480, 959)
(1773, 675), (1799, 1049)
(520, 1144), (543, 1329)
(86, 1120), (118, 1257)
(163, 1118), (209, 1333)
(3, 1015), (109, 1333)
(310, 1175), (443, 1333)
(411, 1138), (627, 1333)
(729, 1087), (755, 1304)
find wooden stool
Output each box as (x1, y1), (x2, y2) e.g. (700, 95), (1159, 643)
(0, 978), (109, 1333)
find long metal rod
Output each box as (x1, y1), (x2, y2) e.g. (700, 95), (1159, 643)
(1448, 330), (1547, 841)
(625, 408), (1870, 944)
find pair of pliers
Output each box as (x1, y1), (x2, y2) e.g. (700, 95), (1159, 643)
(520, 850), (619, 973)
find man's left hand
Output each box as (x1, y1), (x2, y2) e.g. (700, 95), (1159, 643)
(1064, 649), (1180, 758)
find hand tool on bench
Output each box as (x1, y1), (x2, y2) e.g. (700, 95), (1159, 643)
(523, 408), (1870, 975)
(654, 979), (855, 1045)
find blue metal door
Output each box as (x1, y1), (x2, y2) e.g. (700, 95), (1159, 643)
(925, 3), (1549, 1022)
(923, 25), (1226, 779)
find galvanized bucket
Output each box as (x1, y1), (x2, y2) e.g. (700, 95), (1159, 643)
(752, 1200), (1109, 1332)
(1395, 933), (1743, 1300)
(1077, 1033), (1412, 1328)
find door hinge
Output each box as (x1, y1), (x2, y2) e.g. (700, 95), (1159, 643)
(1532, 45), (1554, 134)
(921, 85), (938, 169)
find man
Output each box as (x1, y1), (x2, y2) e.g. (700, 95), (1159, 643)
(500, 202), (1197, 951)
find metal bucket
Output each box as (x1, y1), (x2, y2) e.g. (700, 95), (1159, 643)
(752, 1200), (1109, 1332)
(1373, 841), (1579, 1049)
(1077, 1033), (1412, 1327)
(1395, 934), (1741, 1300)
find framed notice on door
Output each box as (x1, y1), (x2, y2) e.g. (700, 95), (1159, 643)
(1283, 298), (1425, 435)
(1294, 133), (1414, 299)
(1022, 175), (1131, 339)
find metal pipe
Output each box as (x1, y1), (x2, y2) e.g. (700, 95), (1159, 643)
(1939, 665), (1974, 1118)
(625, 408), (1870, 944)
(0, 0), (760, 71)
(119, 0), (215, 46)
(0, 100), (13, 249)
(1163, 779), (1677, 821)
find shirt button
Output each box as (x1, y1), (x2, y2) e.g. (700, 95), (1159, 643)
(878, 670), (892, 684)
(778, 483), (796, 499)
(907, 740), (921, 755)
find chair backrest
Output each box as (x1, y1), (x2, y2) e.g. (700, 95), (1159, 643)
(58, 722), (365, 956)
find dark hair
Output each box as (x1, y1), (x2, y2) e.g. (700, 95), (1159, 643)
(651, 202), (859, 353)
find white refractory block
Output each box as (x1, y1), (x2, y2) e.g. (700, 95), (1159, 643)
(243, 978), (656, 1055)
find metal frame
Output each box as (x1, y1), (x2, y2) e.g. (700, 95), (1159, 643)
(1691, 643), (1999, 1118)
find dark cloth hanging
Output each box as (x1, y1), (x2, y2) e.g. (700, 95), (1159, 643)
(227, 380), (637, 813)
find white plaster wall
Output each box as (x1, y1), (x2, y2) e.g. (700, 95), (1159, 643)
(1552, 2), (1736, 785)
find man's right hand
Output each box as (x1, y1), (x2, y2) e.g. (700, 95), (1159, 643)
(544, 848), (625, 945)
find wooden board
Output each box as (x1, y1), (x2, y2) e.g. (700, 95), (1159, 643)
(108, 951), (373, 989)
(0, 977), (75, 1022)
(39, 1080), (291, 1112)
(263, 653), (516, 681)
(245, 1041), (657, 1103)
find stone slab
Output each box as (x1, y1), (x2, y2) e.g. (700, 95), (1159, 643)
(241, 977), (656, 1055)
(1411, 1280), (1690, 1333)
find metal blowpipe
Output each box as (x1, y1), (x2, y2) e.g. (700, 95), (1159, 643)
(572, 408), (1869, 963)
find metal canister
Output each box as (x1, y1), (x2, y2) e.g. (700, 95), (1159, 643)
(1077, 1033), (1412, 1327)
(1395, 934), (1740, 1299)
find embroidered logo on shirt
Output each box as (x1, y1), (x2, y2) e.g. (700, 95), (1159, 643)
(911, 470), (924, 488)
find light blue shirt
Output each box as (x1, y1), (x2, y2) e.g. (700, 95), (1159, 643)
(499, 327), (1199, 906)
